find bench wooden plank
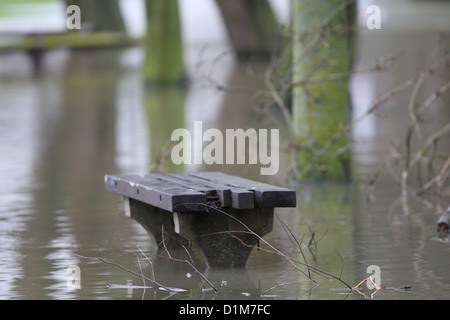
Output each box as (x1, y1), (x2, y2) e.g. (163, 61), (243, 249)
(185, 173), (254, 209)
(105, 172), (296, 212)
(167, 173), (254, 209)
(189, 172), (296, 208)
(146, 173), (233, 208)
(105, 174), (207, 212)
(144, 173), (254, 209)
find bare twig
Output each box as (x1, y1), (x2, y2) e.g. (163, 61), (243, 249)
(415, 155), (450, 196)
(260, 280), (314, 297)
(196, 206), (353, 291)
(417, 80), (450, 116)
(278, 219), (312, 279)
(402, 123), (450, 194)
(160, 229), (218, 293)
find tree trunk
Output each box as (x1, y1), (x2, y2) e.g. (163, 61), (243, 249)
(143, 0), (185, 86)
(215, 0), (279, 60)
(291, 0), (355, 181)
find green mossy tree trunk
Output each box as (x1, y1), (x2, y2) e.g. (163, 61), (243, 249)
(143, 0), (185, 86)
(291, 0), (355, 181)
(64, 0), (126, 32)
(215, 0), (279, 60)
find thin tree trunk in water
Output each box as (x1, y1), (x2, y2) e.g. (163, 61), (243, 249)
(215, 0), (279, 59)
(143, 0), (185, 86)
(292, 0), (355, 181)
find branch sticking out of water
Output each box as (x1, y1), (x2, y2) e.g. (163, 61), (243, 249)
(352, 276), (380, 290)
(71, 214), (207, 295)
(160, 226), (218, 293)
(351, 276), (412, 299)
(192, 203), (354, 293)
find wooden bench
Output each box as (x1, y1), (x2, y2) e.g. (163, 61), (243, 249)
(105, 172), (296, 268)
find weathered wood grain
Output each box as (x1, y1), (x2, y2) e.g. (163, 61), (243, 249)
(105, 172), (296, 212)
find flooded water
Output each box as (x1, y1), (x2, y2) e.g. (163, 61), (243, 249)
(0, 1), (450, 300)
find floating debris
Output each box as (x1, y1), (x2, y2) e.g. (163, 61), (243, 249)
(158, 287), (187, 293)
(436, 207), (450, 238)
(391, 285), (412, 291)
(107, 283), (153, 289)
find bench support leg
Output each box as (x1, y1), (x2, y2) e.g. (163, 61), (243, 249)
(127, 197), (191, 249)
(126, 197), (273, 268)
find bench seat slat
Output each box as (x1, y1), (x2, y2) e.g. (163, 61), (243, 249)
(189, 172), (296, 208)
(167, 173), (254, 209)
(105, 174), (207, 212)
(146, 173), (233, 208)
(105, 172), (296, 212)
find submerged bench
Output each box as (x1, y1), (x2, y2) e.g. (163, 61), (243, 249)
(105, 172), (296, 268)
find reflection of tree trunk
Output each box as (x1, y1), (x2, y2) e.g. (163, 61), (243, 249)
(292, 0), (355, 181)
(215, 0), (279, 60)
(143, 0), (185, 85)
(297, 182), (355, 289)
(145, 87), (186, 173)
(64, 0), (126, 32)
(17, 50), (120, 298)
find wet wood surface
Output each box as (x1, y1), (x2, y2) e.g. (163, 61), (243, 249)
(105, 171), (296, 212)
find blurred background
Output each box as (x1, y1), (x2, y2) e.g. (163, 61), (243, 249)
(0, 0), (449, 299)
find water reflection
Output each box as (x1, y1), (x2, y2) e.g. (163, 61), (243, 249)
(115, 51), (149, 173)
(0, 76), (40, 298)
(145, 86), (186, 173)
(0, 1), (450, 300)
